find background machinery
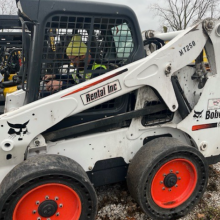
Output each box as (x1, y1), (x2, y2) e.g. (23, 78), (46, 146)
(0, 15), (22, 114)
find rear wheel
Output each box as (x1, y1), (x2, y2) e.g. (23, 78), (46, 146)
(0, 155), (97, 220)
(127, 137), (208, 220)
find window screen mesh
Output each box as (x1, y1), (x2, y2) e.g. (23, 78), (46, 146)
(39, 15), (134, 99)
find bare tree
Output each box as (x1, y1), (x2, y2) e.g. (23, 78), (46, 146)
(151, 0), (220, 31)
(0, 0), (17, 15)
(0, 0), (18, 32)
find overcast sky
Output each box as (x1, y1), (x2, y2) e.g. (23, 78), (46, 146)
(85, 0), (162, 31)
(10, 0), (162, 31)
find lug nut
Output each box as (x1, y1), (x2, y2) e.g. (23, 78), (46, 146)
(160, 181), (163, 184)
(56, 212), (60, 216)
(178, 177), (181, 180)
(36, 201), (40, 205)
(45, 196), (49, 200)
(55, 197), (59, 201)
(37, 217), (41, 220)
(168, 188), (172, 192)
(162, 187), (165, 190)
(32, 210), (36, 214)
(163, 173), (166, 177)
(175, 184), (178, 187)
(59, 204), (63, 208)
(176, 171), (179, 174)
(170, 170), (173, 173)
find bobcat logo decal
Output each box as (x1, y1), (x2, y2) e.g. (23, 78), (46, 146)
(193, 110), (204, 119)
(7, 121), (30, 141)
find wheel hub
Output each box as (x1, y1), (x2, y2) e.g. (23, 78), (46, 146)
(38, 200), (58, 218)
(151, 158), (198, 209)
(164, 173), (177, 188)
(13, 183), (82, 220)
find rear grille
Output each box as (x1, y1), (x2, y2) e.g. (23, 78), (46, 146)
(142, 101), (174, 126)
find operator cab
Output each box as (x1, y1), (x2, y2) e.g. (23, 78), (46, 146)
(16, 0), (171, 136)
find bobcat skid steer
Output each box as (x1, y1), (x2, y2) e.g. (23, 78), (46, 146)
(0, 0), (219, 219)
(0, 15), (23, 114)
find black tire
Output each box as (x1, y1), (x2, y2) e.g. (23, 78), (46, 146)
(127, 137), (208, 220)
(0, 154), (97, 220)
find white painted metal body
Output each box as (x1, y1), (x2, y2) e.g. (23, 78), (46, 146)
(0, 19), (219, 183)
(154, 31), (184, 41)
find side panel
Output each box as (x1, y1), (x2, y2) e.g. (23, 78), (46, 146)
(177, 20), (220, 158)
(41, 127), (189, 173)
(178, 77), (220, 157)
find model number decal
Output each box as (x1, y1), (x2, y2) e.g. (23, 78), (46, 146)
(179, 41), (196, 56)
(81, 80), (121, 105)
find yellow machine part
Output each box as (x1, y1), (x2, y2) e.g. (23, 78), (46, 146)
(3, 86), (17, 97)
(191, 50), (208, 64)
(8, 74), (15, 81)
(3, 74), (18, 97)
(203, 50), (208, 63)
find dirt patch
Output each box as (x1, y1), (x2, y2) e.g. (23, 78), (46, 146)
(96, 182), (145, 220)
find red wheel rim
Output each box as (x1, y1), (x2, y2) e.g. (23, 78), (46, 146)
(13, 183), (82, 220)
(151, 159), (197, 209)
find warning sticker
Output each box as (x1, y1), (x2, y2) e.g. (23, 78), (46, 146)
(208, 99), (220, 110)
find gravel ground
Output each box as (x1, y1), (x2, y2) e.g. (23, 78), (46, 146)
(96, 163), (220, 220)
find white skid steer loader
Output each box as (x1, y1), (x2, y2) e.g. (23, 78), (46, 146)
(0, 0), (219, 219)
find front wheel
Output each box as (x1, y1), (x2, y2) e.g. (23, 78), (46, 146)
(0, 155), (97, 220)
(127, 137), (208, 220)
